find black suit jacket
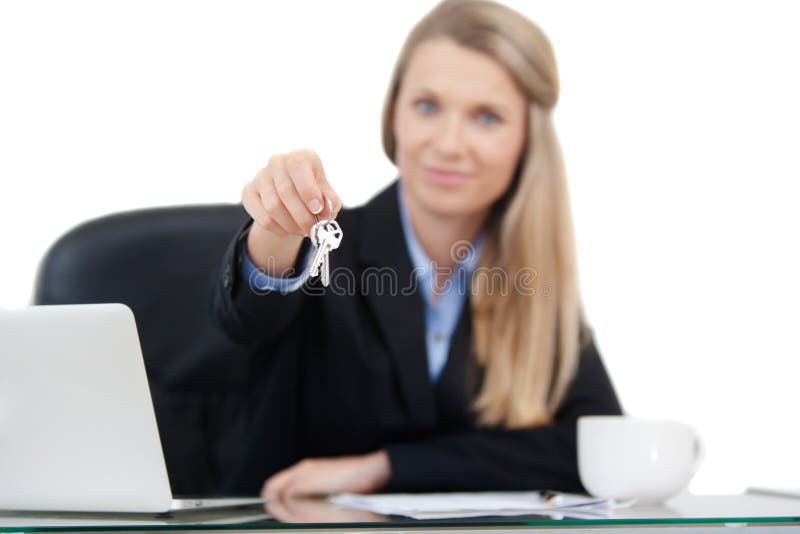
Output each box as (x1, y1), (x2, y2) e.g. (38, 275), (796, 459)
(212, 182), (622, 494)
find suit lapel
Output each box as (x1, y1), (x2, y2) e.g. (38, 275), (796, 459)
(357, 182), (437, 429)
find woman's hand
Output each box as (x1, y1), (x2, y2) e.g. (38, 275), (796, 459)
(261, 450), (392, 498)
(242, 149), (341, 238)
(241, 149), (341, 274)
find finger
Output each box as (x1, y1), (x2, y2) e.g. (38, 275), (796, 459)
(285, 151), (325, 215)
(263, 470), (293, 498)
(241, 181), (271, 229)
(255, 174), (300, 236)
(273, 165), (318, 236)
(262, 466), (296, 498)
(281, 497), (320, 519)
(278, 460), (321, 498)
(244, 183), (287, 236)
(264, 497), (294, 522)
(304, 152), (343, 217)
(262, 476), (286, 499)
(284, 477), (317, 498)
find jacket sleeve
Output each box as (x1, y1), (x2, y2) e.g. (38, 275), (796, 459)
(210, 219), (314, 346)
(383, 337), (622, 492)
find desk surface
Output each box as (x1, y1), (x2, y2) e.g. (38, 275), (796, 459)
(1, 493), (799, 532)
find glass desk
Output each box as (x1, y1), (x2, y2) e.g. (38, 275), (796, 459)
(1, 493), (799, 532)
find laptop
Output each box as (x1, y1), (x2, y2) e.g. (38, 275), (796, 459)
(0, 303), (265, 513)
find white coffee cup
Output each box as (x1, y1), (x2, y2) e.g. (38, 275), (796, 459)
(577, 416), (702, 504)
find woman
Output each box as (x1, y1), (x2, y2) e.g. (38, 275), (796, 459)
(213, 0), (621, 497)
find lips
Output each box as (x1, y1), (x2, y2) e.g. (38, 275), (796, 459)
(424, 166), (470, 184)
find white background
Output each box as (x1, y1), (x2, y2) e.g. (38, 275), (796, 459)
(1, 1), (798, 494)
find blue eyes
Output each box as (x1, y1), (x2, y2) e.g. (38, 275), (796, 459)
(415, 100), (437, 114)
(413, 99), (501, 125)
(477, 111), (500, 125)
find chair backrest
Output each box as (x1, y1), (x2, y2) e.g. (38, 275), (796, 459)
(34, 204), (253, 495)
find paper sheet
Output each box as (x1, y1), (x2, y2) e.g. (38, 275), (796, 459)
(329, 491), (616, 519)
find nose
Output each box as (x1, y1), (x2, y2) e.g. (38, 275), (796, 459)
(433, 113), (466, 157)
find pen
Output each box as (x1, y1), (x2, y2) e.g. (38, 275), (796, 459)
(538, 489), (562, 506)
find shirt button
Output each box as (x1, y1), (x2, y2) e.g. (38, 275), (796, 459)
(433, 333), (444, 343)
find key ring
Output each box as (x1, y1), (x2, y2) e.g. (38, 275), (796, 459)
(311, 196), (334, 246)
(312, 195), (335, 224)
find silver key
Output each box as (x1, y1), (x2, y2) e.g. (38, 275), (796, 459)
(320, 222), (341, 286)
(309, 220), (342, 287)
(309, 225), (324, 277)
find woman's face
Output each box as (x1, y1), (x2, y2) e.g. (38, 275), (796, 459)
(394, 38), (527, 221)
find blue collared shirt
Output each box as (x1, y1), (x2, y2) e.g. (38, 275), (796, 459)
(238, 183), (481, 382)
(240, 242), (310, 294)
(396, 184), (481, 381)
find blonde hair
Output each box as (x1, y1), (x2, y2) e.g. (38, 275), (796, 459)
(382, 0), (589, 428)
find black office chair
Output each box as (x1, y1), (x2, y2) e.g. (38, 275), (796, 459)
(34, 204), (254, 495)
